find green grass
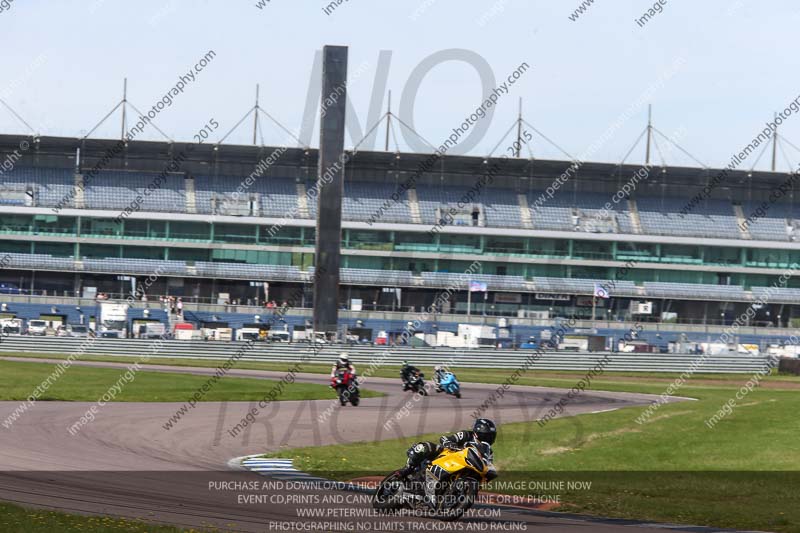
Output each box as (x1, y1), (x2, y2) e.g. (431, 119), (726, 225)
(0, 502), (196, 532)
(270, 374), (800, 533)
(4, 349), (795, 389)
(0, 359), (380, 402)
(3, 350), (799, 530)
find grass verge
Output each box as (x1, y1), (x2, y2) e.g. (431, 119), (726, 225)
(0, 502), (194, 532)
(0, 359), (380, 402)
(2, 350), (795, 390)
(270, 374), (800, 533)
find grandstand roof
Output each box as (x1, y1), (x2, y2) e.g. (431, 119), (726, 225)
(0, 132), (791, 191)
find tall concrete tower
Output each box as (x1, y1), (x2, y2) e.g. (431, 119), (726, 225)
(312, 45), (348, 335)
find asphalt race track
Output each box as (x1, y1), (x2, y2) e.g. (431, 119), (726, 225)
(0, 357), (708, 532)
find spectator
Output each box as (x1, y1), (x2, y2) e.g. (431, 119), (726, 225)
(177, 298), (183, 318)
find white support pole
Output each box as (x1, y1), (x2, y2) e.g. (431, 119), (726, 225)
(467, 282), (472, 318)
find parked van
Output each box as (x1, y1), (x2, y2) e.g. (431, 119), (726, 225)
(268, 326), (291, 343)
(66, 324), (90, 337)
(27, 319), (47, 336)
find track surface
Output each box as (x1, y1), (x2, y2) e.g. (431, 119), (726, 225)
(0, 357), (704, 532)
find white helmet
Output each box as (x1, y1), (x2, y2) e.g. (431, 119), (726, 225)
(434, 365), (442, 371)
(339, 353), (349, 364)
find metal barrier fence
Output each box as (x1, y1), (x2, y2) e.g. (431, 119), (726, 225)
(0, 337), (771, 373)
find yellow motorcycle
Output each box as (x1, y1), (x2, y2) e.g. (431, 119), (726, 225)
(372, 441), (497, 521)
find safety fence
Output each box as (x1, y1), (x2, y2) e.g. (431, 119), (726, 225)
(0, 337), (772, 373)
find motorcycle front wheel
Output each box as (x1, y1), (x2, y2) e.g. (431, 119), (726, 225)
(372, 472), (405, 512)
(437, 476), (479, 522)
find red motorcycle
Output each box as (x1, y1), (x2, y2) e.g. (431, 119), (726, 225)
(331, 369), (360, 406)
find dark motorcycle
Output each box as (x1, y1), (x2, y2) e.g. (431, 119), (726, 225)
(331, 369), (360, 406)
(404, 370), (428, 396)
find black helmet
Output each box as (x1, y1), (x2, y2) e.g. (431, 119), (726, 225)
(472, 418), (497, 445)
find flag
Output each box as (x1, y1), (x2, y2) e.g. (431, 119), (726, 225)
(593, 283), (609, 299)
(469, 281), (488, 292)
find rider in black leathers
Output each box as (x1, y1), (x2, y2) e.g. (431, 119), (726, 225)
(395, 418), (497, 480)
(400, 360), (420, 391)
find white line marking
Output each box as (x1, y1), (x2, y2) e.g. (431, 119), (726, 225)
(590, 408), (619, 414)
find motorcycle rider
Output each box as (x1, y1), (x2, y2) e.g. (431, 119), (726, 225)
(400, 360), (420, 391)
(331, 352), (356, 378)
(433, 365), (446, 392)
(395, 418), (497, 480)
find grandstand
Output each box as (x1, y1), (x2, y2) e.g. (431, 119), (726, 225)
(1, 133), (799, 330)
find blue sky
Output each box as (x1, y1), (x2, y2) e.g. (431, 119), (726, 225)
(1, 0), (799, 170)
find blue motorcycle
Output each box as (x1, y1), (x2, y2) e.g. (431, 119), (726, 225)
(437, 372), (461, 399)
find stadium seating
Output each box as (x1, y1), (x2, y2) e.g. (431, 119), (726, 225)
(341, 182), (412, 223)
(194, 262), (300, 281)
(415, 185), (521, 228)
(643, 282), (746, 300)
(751, 286), (800, 304)
(742, 201), (795, 241)
(527, 190), (572, 231)
(8, 248), (800, 305)
(533, 276), (639, 297)
(421, 271), (527, 291)
(1, 167), (75, 209)
(84, 171), (185, 212)
(482, 189), (524, 228)
(194, 174), (296, 217)
(4, 252), (75, 270)
(523, 190), (630, 233)
(81, 257), (187, 276)
(636, 197), (739, 239)
(341, 268), (415, 285)
(7, 165), (800, 245)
